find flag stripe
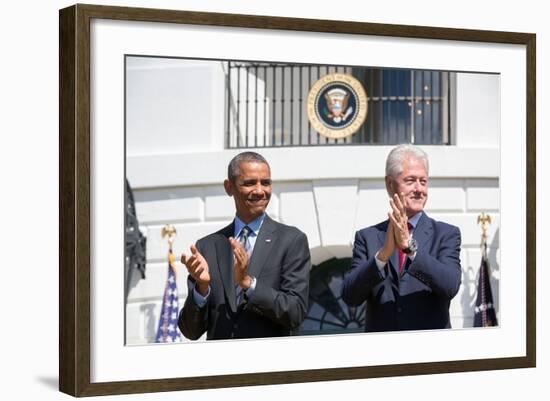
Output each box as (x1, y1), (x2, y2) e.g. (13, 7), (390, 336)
(473, 256), (498, 327)
(155, 250), (182, 343)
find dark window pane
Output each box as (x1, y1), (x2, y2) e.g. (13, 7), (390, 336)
(225, 62), (450, 148)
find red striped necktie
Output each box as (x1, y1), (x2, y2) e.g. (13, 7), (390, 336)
(398, 223), (413, 274)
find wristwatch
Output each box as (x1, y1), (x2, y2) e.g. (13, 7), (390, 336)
(402, 237), (418, 255)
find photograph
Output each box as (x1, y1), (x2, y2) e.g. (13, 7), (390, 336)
(124, 56), (501, 345)
(58, 3), (535, 396)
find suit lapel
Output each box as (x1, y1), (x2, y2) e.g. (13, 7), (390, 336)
(216, 223), (237, 313)
(412, 213), (433, 256)
(248, 215), (277, 279)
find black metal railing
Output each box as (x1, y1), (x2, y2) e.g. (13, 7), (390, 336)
(225, 62), (450, 148)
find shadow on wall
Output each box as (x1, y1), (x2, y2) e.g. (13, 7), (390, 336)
(125, 260), (143, 304)
(459, 262), (475, 328)
(140, 303), (158, 343)
(35, 376), (58, 390)
(459, 227), (500, 328)
(488, 229), (500, 320)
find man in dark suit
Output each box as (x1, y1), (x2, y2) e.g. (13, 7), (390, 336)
(342, 144), (462, 332)
(178, 151), (310, 340)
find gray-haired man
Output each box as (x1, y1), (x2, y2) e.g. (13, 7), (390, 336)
(342, 144), (462, 332)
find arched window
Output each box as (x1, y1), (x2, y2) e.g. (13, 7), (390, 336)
(298, 257), (366, 336)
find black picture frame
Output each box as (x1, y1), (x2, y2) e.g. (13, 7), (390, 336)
(59, 3), (536, 397)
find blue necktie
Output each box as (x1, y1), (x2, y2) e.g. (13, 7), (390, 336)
(235, 226), (252, 304)
(239, 226), (252, 257)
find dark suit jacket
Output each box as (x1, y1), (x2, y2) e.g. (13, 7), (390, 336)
(342, 213), (462, 332)
(178, 215), (310, 340)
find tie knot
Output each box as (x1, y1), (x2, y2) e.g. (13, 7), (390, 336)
(240, 226), (251, 245)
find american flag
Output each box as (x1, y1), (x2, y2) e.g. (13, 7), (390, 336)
(474, 256), (498, 327)
(155, 250), (182, 343)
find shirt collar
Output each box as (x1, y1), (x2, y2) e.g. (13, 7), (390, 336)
(234, 213), (265, 238)
(408, 211), (423, 230)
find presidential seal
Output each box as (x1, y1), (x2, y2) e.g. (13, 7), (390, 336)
(307, 73), (368, 139)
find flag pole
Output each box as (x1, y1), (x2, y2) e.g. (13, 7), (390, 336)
(477, 213), (491, 260)
(156, 224), (181, 343)
(161, 224), (177, 274)
(474, 212), (498, 327)
(161, 224), (176, 251)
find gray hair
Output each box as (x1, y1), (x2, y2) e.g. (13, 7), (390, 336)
(227, 151), (270, 182)
(385, 144), (429, 178)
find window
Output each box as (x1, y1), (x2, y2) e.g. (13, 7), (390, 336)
(298, 258), (366, 336)
(225, 62), (451, 148)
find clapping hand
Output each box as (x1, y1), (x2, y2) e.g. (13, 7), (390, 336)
(229, 237), (252, 290)
(388, 193), (410, 250)
(181, 245), (210, 295)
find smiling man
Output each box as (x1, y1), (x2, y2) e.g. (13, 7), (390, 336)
(342, 144), (462, 332)
(178, 151), (310, 340)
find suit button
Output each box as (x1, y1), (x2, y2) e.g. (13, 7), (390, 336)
(397, 307), (402, 313)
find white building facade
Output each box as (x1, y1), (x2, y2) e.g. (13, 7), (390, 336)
(125, 57), (500, 344)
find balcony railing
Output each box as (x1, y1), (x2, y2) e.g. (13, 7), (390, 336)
(225, 62), (450, 148)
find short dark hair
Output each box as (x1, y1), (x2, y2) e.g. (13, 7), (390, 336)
(227, 151), (270, 182)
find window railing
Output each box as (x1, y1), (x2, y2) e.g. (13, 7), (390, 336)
(225, 62), (450, 148)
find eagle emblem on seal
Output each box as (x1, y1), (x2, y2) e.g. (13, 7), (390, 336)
(307, 73), (368, 139)
(324, 88), (353, 123)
